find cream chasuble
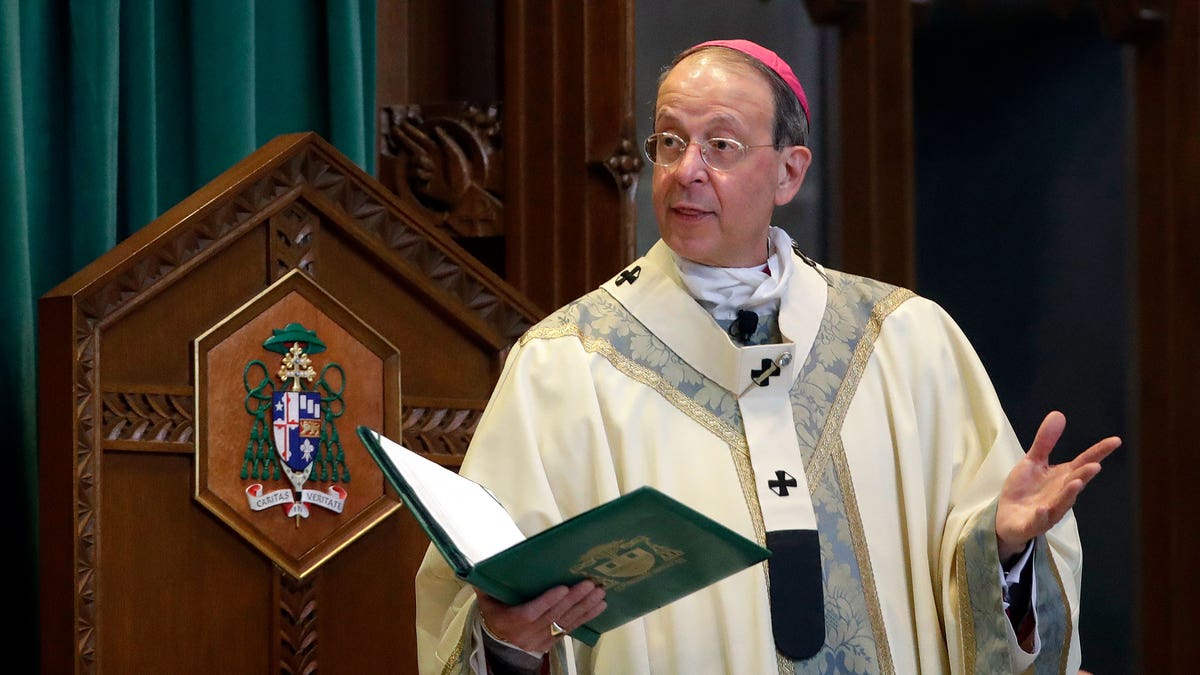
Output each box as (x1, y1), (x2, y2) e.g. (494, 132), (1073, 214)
(414, 240), (1083, 675)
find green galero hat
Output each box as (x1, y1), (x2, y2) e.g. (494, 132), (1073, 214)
(262, 322), (327, 354)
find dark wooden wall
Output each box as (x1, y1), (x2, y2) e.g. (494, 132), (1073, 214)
(376, 0), (639, 315)
(1102, 1), (1200, 671)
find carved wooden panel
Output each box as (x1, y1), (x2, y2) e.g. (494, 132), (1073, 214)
(39, 133), (543, 674)
(99, 387), (479, 461)
(278, 574), (319, 675)
(504, 0), (641, 312)
(376, 0), (639, 312)
(379, 102), (505, 240)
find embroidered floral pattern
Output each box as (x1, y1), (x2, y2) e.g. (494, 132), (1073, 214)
(789, 273), (898, 675)
(959, 500), (1071, 675)
(531, 292), (740, 418)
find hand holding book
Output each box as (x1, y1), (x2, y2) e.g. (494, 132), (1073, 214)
(357, 426), (771, 646)
(476, 578), (607, 655)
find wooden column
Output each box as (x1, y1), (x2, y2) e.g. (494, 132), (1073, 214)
(805, 0), (922, 289)
(1096, 1), (1199, 671)
(504, 0), (640, 313)
(377, 2), (639, 313)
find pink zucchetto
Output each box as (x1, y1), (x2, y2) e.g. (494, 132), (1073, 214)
(692, 39), (810, 124)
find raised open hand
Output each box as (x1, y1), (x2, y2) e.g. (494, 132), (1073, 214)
(995, 411), (1121, 562)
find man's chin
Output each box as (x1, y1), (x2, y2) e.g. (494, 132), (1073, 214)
(663, 235), (718, 266)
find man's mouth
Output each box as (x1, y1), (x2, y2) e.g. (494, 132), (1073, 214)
(671, 204), (713, 219)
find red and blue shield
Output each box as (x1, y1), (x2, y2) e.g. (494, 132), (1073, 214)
(272, 391), (322, 474)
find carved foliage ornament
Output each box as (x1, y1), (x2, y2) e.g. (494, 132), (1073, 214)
(381, 102), (505, 239)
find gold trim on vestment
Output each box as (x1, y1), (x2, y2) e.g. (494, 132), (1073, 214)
(519, 321), (565, 346)
(776, 649), (798, 675)
(954, 531), (977, 675)
(1046, 546), (1074, 675)
(806, 287), (914, 487)
(794, 287), (910, 673)
(440, 636), (465, 675)
(834, 444), (897, 675)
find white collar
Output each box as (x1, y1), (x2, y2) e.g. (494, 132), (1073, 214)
(602, 233), (828, 394)
(671, 227), (798, 321)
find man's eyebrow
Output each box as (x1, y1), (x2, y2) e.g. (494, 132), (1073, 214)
(653, 109), (680, 125)
(653, 110), (745, 133)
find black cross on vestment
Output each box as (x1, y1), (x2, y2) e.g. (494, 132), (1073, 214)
(769, 470), (798, 496)
(615, 266), (641, 285)
(751, 358), (778, 386)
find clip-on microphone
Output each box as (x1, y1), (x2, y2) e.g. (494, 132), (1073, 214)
(730, 309), (759, 341)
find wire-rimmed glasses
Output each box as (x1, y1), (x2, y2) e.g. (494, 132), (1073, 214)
(643, 132), (776, 172)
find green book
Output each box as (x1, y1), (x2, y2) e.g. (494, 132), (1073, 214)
(357, 426), (771, 646)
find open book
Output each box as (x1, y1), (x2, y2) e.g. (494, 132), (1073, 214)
(357, 426), (771, 646)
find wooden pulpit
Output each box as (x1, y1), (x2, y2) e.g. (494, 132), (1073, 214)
(38, 133), (544, 674)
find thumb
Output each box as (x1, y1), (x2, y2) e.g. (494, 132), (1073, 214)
(1027, 411), (1066, 464)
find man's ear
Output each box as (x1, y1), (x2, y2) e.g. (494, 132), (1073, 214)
(774, 145), (812, 206)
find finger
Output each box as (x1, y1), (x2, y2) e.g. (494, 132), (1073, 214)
(1070, 436), (1122, 468)
(1026, 411), (1066, 464)
(525, 581), (576, 619)
(1044, 478), (1088, 525)
(554, 585), (607, 632)
(480, 581), (601, 649)
(539, 580), (599, 625)
(1065, 462), (1103, 488)
(569, 598), (608, 631)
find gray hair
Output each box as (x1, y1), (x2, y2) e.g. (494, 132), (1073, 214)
(658, 45), (809, 148)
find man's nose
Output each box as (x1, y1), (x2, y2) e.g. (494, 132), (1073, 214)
(672, 142), (709, 183)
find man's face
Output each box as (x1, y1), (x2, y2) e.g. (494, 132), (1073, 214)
(652, 53), (810, 267)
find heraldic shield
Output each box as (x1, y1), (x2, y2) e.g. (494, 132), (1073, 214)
(195, 269), (401, 577)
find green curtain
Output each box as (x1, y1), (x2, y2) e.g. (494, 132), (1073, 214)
(1, 1), (375, 669)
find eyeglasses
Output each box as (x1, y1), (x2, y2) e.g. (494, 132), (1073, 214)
(643, 132), (776, 173)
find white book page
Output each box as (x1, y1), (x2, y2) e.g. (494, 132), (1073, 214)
(372, 431), (526, 565)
